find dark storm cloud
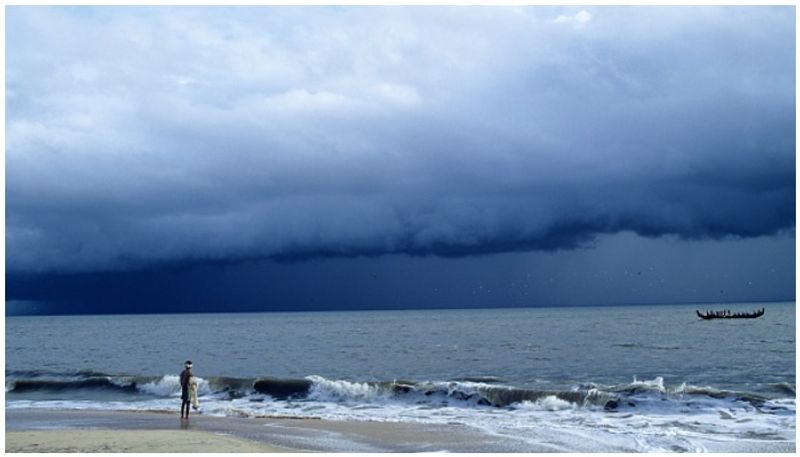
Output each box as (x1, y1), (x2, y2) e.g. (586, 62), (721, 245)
(6, 6), (795, 273)
(6, 233), (795, 315)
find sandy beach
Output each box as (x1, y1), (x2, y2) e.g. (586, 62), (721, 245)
(5, 408), (528, 453)
(6, 429), (288, 453)
(6, 407), (796, 453)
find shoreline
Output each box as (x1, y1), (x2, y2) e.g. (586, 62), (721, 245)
(5, 408), (531, 452)
(6, 407), (797, 453)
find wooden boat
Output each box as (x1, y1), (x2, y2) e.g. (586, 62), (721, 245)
(696, 308), (765, 320)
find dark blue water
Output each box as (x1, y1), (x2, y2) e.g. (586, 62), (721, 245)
(6, 302), (795, 391)
(6, 302), (796, 451)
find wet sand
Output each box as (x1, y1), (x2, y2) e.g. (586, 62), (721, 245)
(5, 408), (530, 452)
(5, 408), (795, 453)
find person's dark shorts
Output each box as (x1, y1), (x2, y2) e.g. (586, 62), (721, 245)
(181, 388), (189, 402)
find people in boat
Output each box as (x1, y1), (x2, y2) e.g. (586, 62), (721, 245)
(700, 307), (764, 319)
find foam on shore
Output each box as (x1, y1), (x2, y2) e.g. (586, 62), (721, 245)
(7, 407), (796, 453)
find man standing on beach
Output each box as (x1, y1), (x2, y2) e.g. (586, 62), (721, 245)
(180, 361), (193, 419)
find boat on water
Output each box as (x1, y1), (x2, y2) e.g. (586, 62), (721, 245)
(696, 308), (765, 320)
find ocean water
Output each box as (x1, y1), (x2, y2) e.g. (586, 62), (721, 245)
(6, 302), (796, 452)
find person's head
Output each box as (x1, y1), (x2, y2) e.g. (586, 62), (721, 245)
(185, 360), (193, 371)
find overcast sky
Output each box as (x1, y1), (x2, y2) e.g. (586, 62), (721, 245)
(5, 6), (795, 314)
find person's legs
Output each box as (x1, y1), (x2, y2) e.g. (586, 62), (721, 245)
(181, 389), (189, 418)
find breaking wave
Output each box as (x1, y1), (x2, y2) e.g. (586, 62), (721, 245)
(7, 370), (795, 451)
(6, 370), (791, 413)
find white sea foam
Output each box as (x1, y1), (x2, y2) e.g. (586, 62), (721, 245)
(6, 392), (794, 453)
(523, 395), (575, 411)
(138, 375), (181, 396)
(137, 375), (211, 397)
(306, 375), (384, 402)
(6, 375), (796, 452)
(630, 375), (666, 392)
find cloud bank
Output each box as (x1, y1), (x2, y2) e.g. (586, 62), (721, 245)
(6, 6), (795, 273)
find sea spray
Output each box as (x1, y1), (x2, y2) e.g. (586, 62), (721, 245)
(7, 372), (795, 452)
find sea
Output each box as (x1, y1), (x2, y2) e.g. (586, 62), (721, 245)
(5, 302), (796, 452)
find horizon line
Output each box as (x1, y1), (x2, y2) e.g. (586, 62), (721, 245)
(5, 298), (794, 318)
